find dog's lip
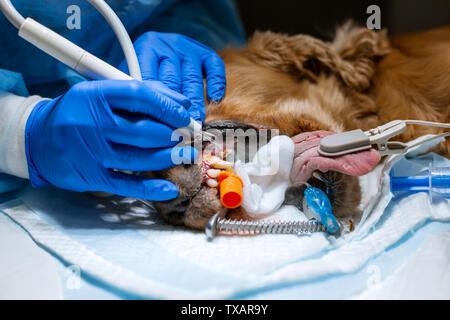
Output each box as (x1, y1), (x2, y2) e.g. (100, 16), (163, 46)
(312, 172), (333, 195)
(203, 119), (274, 132)
(184, 149), (226, 205)
(190, 184), (208, 202)
(183, 120), (275, 212)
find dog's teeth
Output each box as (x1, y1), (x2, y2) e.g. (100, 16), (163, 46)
(206, 169), (221, 178)
(208, 155), (222, 163)
(206, 179), (218, 188)
(212, 161), (233, 169)
(209, 156), (233, 169)
(219, 150), (231, 159)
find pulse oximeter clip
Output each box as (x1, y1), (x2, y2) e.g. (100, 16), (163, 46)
(318, 120), (450, 157)
(318, 120), (408, 157)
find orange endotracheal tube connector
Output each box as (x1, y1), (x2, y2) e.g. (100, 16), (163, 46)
(217, 171), (243, 209)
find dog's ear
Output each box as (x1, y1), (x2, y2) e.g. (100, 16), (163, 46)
(244, 23), (389, 91)
(330, 21), (390, 90)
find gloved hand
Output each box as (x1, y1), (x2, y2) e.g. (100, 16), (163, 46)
(120, 31), (226, 122)
(25, 80), (198, 201)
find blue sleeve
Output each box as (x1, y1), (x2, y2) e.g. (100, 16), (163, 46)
(0, 173), (26, 194)
(0, 0), (245, 194)
(138, 0), (246, 50)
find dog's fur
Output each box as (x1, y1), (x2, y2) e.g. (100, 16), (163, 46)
(209, 23), (450, 150)
(152, 23), (450, 229)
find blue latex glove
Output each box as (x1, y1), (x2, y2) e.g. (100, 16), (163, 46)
(120, 32), (226, 122)
(25, 80), (198, 201)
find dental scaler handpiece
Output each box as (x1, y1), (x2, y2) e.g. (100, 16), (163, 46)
(391, 166), (450, 201)
(0, 3), (203, 139)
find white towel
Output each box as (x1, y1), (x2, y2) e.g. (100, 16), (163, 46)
(234, 135), (294, 217)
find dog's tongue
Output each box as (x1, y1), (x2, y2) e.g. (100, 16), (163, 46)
(290, 131), (381, 183)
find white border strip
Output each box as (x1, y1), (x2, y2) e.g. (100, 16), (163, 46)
(0, 200), (195, 299)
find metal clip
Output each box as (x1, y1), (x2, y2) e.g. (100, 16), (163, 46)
(364, 120), (408, 155)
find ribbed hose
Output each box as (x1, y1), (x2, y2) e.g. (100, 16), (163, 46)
(216, 218), (327, 235)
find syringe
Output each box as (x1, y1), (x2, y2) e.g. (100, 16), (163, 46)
(390, 165), (450, 201)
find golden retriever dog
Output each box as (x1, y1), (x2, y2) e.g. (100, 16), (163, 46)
(149, 22), (450, 230)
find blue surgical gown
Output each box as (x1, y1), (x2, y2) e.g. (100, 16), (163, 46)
(0, 0), (246, 193)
